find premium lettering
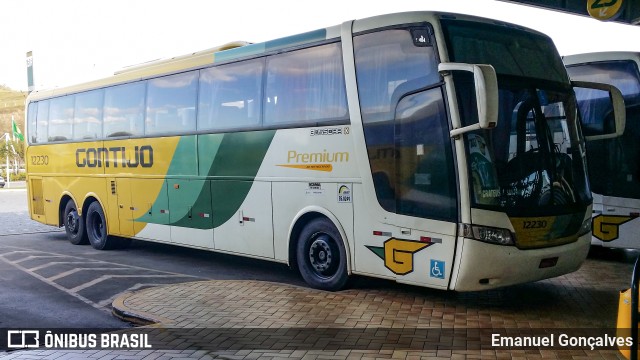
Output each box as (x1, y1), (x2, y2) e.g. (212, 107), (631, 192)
(287, 150), (349, 163)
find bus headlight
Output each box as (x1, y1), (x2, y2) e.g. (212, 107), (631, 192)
(462, 224), (515, 246)
(578, 218), (592, 237)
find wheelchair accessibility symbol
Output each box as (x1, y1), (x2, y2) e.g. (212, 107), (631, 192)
(430, 260), (445, 279)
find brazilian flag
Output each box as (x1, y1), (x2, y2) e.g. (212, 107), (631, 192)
(12, 116), (23, 142)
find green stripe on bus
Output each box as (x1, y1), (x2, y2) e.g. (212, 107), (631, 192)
(170, 135), (199, 175)
(214, 29), (327, 64)
(208, 130), (276, 177)
(207, 130), (275, 227)
(214, 43), (266, 63)
(137, 130), (276, 229)
(265, 29), (327, 52)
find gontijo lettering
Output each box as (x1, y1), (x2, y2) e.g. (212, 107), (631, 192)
(76, 145), (154, 168)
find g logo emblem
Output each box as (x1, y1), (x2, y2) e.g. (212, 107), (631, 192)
(367, 238), (434, 275)
(592, 214), (634, 242)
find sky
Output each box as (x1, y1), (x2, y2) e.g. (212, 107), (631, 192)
(1, 0), (640, 92)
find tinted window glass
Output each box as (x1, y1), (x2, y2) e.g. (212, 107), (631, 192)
(567, 60), (640, 199)
(572, 87), (615, 135)
(354, 29), (440, 123)
(395, 90), (456, 220)
(441, 19), (568, 84)
(355, 28), (456, 221)
(73, 89), (104, 140)
(198, 59), (263, 131)
(27, 102), (37, 144)
(568, 61), (640, 136)
(567, 60), (640, 105)
(35, 101), (49, 144)
(104, 82), (145, 137)
(49, 95), (74, 142)
(265, 43), (348, 126)
(146, 71), (198, 135)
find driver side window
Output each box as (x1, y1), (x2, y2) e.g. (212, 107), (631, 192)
(355, 27), (457, 221)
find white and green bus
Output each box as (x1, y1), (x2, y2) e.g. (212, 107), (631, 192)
(25, 12), (624, 291)
(564, 51), (639, 249)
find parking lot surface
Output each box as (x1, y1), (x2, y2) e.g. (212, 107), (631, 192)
(2, 186), (637, 359)
(1, 246), (636, 359)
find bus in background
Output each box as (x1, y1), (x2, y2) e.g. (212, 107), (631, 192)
(564, 52), (638, 249)
(25, 12), (624, 292)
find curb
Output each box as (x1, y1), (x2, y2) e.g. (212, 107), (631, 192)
(111, 288), (175, 326)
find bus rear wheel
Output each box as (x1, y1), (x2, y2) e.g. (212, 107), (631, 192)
(296, 218), (349, 291)
(64, 200), (88, 245)
(85, 201), (113, 250)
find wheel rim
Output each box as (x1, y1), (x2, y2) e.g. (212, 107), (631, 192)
(308, 234), (338, 277)
(66, 210), (79, 235)
(89, 211), (104, 241)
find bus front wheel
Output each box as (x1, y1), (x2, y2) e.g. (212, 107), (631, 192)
(64, 200), (88, 245)
(296, 218), (349, 291)
(85, 201), (113, 250)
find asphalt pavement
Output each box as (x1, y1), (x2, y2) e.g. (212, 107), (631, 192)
(0, 186), (636, 359)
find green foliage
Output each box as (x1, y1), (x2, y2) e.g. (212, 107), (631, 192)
(8, 172), (26, 181)
(0, 138), (23, 160)
(0, 86), (27, 167)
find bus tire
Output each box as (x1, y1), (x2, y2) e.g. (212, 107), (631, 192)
(64, 200), (88, 245)
(296, 217), (348, 291)
(85, 201), (113, 250)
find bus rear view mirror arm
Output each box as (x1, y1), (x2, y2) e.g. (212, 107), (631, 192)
(438, 63), (499, 138)
(572, 80), (626, 141)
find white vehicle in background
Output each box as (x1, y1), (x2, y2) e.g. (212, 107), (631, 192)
(564, 52), (639, 249)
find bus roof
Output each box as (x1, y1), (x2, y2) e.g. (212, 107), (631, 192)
(113, 41), (251, 76)
(563, 51), (640, 66)
(26, 11), (545, 103)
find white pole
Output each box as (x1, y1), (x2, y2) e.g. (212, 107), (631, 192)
(4, 134), (9, 188)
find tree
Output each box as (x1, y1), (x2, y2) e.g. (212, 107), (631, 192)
(0, 137), (24, 176)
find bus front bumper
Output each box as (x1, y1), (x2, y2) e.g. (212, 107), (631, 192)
(451, 234), (590, 291)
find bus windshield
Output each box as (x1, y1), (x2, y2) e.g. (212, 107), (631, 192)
(442, 19), (591, 216)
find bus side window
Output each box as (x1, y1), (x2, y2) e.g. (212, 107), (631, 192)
(35, 100), (50, 144)
(198, 59), (264, 132)
(48, 95), (74, 142)
(355, 29), (440, 123)
(354, 27), (453, 219)
(264, 42), (348, 126)
(146, 71), (198, 136)
(395, 89), (457, 220)
(104, 81), (146, 137)
(27, 102), (38, 144)
(73, 89), (104, 140)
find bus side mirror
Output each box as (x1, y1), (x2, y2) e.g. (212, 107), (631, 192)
(572, 80), (626, 141)
(438, 63), (499, 137)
